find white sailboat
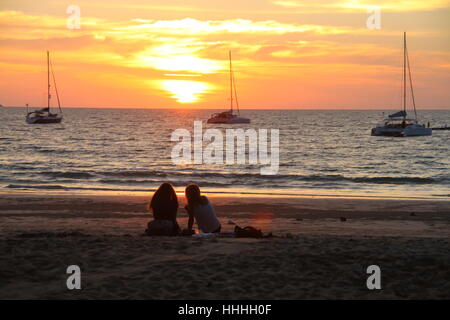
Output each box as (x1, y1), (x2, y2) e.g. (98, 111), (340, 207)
(207, 51), (250, 124)
(26, 51), (63, 124)
(371, 32), (431, 137)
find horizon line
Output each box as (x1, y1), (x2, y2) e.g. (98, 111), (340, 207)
(4, 106), (450, 111)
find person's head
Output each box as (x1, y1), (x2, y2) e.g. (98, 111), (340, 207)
(150, 182), (178, 210)
(185, 184), (202, 207)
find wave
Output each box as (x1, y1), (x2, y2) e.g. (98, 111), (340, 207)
(6, 184), (69, 190)
(351, 176), (436, 184)
(5, 174), (443, 194)
(9, 168), (446, 186)
(34, 148), (74, 154)
(4, 158), (447, 189)
(97, 179), (229, 188)
(96, 171), (444, 185)
(97, 170), (168, 178)
(40, 171), (95, 179)
(5, 184), (150, 192)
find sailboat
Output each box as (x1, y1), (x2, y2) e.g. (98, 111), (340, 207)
(371, 32), (431, 137)
(207, 51), (250, 124)
(26, 51), (63, 124)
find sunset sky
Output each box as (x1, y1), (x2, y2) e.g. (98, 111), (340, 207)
(0, 0), (449, 109)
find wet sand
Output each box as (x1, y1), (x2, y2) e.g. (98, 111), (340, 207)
(0, 192), (449, 299)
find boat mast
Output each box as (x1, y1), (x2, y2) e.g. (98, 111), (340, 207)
(406, 35), (418, 119)
(47, 51), (50, 112)
(50, 56), (62, 113)
(232, 65), (240, 115)
(403, 32), (406, 118)
(229, 51), (233, 112)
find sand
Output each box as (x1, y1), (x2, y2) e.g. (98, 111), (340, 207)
(0, 191), (449, 299)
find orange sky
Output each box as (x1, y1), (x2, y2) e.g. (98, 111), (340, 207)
(0, 0), (449, 109)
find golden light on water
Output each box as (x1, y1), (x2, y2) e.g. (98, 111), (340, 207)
(158, 80), (212, 103)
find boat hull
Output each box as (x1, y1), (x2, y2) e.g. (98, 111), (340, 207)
(207, 117), (250, 124)
(371, 125), (432, 137)
(26, 115), (63, 124)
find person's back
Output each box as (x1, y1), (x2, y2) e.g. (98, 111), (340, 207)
(152, 200), (177, 221)
(191, 196), (220, 233)
(147, 183), (180, 236)
(185, 184), (221, 234)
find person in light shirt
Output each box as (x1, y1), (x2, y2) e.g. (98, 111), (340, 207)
(184, 184), (221, 234)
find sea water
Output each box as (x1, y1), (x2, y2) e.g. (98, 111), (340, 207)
(1, 108), (449, 199)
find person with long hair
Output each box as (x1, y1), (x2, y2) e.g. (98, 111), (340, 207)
(185, 184), (221, 234)
(148, 182), (180, 235)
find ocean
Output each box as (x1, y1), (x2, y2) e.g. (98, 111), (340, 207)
(1, 108), (449, 199)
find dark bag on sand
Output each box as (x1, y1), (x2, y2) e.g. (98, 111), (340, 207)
(145, 220), (177, 236)
(234, 226), (263, 238)
(181, 229), (195, 236)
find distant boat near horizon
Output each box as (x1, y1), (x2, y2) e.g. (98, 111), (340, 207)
(371, 32), (431, 137)
(26, 51), (63, 124)
(207, 51), (250, 124)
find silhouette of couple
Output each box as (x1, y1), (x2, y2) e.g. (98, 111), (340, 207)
(146, 183), (221, 236)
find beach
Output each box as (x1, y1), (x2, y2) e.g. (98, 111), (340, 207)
(1, 192), (449, 299)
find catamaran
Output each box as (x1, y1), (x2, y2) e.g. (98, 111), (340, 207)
(26, 51), (63, 124)
(207, 51), (250, 124)
(371, 32), (431, 137)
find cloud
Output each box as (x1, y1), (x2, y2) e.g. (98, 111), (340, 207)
(272, 0), (450, 12)
(0, 7), (449, 108)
